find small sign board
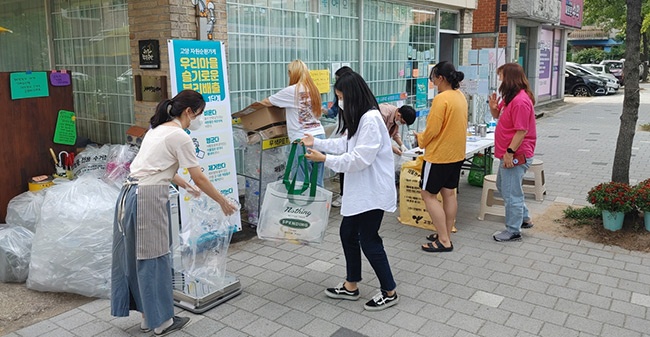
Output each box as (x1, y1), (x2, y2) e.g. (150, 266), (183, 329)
(50, 71), (71, 87)
(139, 39), (161, 69)
(309, 69), (330, 94)
(10, 72), (49, 100)
(53, 110), (77, 145)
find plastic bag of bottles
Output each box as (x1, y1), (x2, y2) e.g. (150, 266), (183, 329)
(178, 195), (239, 286)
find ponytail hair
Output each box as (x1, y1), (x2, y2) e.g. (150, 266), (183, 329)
(430, 61), (464, 90)
(150, 90), (206, 128)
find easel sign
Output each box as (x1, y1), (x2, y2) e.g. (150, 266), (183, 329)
(10, 71), (49, 100)
(53, 110), (77, 146)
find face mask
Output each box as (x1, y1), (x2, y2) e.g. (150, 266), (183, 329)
(337, 100), (344, 111)
(188, 114), (204, 131)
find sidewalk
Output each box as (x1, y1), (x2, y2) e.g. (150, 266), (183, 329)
(6, 89), (650, 337)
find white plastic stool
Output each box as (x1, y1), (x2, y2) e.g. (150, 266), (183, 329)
(478, 174), (505, 220)
(523, 159), (546, 201)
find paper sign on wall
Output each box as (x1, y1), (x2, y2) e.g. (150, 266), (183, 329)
(309, 69), (330, 94)
(53, 110), (77, 145)
(10, 72), (49, 100)
(50, 71), (71, 87)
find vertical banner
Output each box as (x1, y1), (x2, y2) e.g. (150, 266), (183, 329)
(168, 39), (241, 230)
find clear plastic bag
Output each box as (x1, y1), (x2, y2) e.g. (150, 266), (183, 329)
(177, 195), (239, 286)
(103, 144), (138, 187)
(73, 144), (111, 178)
(5, 191), (45, 233)
(26, 176), (119, 298)
(0, 225), (34, 283)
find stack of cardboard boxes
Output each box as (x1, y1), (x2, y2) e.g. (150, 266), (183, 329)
(232, 103), (287, 143)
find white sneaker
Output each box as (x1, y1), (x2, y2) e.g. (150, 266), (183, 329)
(332, 196), (342, 207)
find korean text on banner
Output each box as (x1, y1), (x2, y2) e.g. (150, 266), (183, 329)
(168, 39), (241, 230)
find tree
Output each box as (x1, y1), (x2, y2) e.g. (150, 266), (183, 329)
(585, 0), (649, 80)
(612, 0), (641, 184)
(571, 48), (607, 63)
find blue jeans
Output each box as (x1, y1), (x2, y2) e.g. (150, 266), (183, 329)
(340, 209), (396, 292)
(496, 158), (532, 235)
(293, 134), (325, 187)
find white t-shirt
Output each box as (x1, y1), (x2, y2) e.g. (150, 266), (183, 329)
(269, 84), (325, 141)
(129, 125), (199, 185)
(313, 109), (396, 216)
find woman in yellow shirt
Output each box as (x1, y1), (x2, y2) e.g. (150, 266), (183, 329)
(415, 61), (467, 252)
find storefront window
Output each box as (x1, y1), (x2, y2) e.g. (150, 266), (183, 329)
(51, 0), (133, 144)
(227, 0), (449, 113)
(227, 1), (360, 112)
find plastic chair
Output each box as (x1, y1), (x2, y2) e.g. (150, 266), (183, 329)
(478, 174), (505, 220)
(523, 159), (546, 201)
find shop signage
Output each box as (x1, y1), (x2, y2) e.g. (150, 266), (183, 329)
(560, 0), (583, 28)
(134, 75), (167, 102)
(139, 40), (160, 69)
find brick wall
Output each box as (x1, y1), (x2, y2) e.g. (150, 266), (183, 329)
(472, 0), (508, 49)
(128, 0), (226, 127)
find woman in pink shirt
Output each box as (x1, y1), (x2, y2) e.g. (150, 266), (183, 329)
(487, 63), (537, 242)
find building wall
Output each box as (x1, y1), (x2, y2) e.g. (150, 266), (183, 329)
(128, 0), (228, 128)
(471, 0), (507, 48)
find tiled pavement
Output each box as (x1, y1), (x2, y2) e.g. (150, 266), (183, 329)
(6, 86), (650, 337)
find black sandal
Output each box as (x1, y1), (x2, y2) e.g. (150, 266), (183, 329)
(426, 233), (438, 241)
(421, 239), (453, 252)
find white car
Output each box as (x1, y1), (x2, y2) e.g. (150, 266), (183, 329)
(582, 64), (620, 84)
(568, 62), (619, 94)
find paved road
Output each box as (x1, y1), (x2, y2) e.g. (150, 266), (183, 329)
(6, 86), (650, 337)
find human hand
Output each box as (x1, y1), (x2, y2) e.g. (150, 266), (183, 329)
(304, 148), (326, 162)
(219, 198), (238, 216)
(400, 144), (408, 152)
(301, 133), (315, 147)
(392, 145), (402, 155)
(503, 153), (514, 168)
(488, 93), (498, 111)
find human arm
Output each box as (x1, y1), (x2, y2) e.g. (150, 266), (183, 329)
(314, 113), (381, 173)
(415, 98), (444, 148)
(488, 92), (500, 119)
(260, 98), (273, 106)
(302, 133), (347, 155)
(172, 173), (201, 198)
(502, 130), (527, 168)
(187, 167), (237, 215)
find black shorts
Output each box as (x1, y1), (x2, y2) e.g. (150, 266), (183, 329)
(420, 160), (464, 194)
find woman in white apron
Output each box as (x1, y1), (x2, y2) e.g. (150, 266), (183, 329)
(111, 90), (236, 335)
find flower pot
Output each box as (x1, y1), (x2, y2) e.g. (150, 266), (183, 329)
(645, 212), (650, 232)
(602, 210), (624, 231)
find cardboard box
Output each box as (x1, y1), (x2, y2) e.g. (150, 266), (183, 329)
(247, 125), (288, 144)
(232, 102), (286, 131)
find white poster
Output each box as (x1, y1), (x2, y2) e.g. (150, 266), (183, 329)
(168, 39), (241, 230)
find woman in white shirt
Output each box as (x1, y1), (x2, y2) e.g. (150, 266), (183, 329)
(262, 60), (326, 186)
(111, 90), (236, 336)
(302, 72), (398, 311)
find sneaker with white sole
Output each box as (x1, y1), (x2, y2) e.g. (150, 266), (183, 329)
(493, 230), (522, 242)
(364, 290), (398, 311)
(324, 282), (359, 300)
(332, 196), (342, 207)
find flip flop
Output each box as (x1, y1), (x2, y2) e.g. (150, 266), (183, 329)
(425, 233), (438, 241)
(421, 239), (453, 252)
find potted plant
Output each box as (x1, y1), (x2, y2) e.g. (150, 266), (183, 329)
(587, 181), (634, 231)
(634, 179), (650, 231)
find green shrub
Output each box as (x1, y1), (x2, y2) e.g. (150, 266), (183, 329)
(563, 206), (601, 226)
(572, 48), (607, 64)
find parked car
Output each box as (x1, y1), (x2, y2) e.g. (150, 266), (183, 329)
(599, 60), (624, 83)
(567, 62), (618, 94)
(564, 67), (607, 97)
(581, 63), (620, 84)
